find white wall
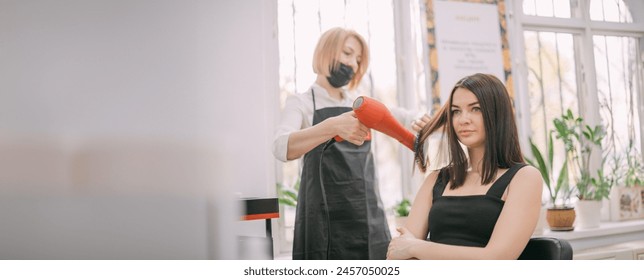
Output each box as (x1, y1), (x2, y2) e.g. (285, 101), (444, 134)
(0, 0), (278, 259)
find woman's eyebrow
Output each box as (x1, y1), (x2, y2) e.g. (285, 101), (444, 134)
(451, 101), (479, 108)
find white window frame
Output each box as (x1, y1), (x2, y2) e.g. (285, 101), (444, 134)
(507, 0), (644, 171)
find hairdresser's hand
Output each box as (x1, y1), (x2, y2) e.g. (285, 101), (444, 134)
(332, 111), (370, 146)
(387, 227), (420, 260)
(411, 113), (431, 133)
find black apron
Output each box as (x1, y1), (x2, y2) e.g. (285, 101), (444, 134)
(292, 89), (391, 260)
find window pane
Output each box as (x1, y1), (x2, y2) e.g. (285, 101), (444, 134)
(524, 31), (578, 204)
(525, 31), (579, 142)
(412, 0), (430, 114)
(523, 0), (571, 18)
(536, 0), (554, 17)
(590, 0), (634, 23)
(522, 0), (537, 16)
(292, 0), (321, 94)
(319, 0), (346, 31)
(593, 35), (641, 176)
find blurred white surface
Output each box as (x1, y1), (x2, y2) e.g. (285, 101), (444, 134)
(0, 0), (278, 259)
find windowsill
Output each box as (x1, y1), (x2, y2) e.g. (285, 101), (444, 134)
(539, 219), (644, 240)
(537, 219), (644, 251)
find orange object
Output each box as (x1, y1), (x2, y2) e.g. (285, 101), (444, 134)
(334, 96), (416, 151)
(242, 213), (280, 221)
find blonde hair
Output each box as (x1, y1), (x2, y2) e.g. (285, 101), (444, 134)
(312, 27), (369, 90)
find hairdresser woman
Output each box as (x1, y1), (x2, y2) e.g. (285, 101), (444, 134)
(272, 27), (426, 260)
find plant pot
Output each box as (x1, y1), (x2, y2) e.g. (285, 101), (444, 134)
(394, 216), (408, 228)
(546, 207), (575, 231)
(576, 200), (602, 229)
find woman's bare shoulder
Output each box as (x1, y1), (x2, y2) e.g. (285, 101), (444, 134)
(517, 165), (541, 179)
(418, 169), (442, 191)
(512, 165), (543, 189)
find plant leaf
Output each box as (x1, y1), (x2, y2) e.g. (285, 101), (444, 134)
(529, 138), (550, 188)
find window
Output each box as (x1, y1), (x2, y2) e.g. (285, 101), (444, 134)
(512, 0), (644, 203)
(274, 0), (430, 256)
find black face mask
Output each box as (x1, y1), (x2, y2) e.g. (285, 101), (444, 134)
(327, 63), (355, 88)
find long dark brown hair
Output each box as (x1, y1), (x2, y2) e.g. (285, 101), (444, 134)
(415, 73), (524, 189)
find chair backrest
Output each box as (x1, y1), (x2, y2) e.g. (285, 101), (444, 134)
(518, 237), (573, 260)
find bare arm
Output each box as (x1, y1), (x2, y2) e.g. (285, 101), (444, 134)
(401, 170), (438, 239)
(286, 111), (369, 160)
(388, 166), (543, 259)
(386, 171), (437, 260)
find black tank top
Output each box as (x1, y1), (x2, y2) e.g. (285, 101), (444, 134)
(427, 164), (527, 247)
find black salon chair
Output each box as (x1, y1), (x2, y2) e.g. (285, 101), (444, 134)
(518, 237), (573, 260)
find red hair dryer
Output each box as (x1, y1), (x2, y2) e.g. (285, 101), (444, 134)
(334, 96), (416, 151)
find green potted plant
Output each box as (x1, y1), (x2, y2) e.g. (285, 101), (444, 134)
(277, 181), (299, 208)
(553, 109), (611, 229)
(393, 199), (411, 227)
(527, 133), (575, 231)
(276, 179), (300, 236)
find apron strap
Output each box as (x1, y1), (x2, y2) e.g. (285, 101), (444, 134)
(311, 88), (317, 111)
